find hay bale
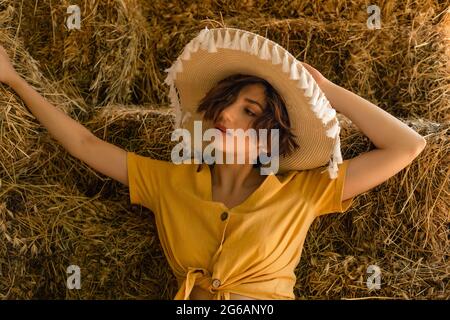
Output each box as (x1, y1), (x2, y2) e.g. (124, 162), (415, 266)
(144, 0), (449, 122)
(0, 180), (177, 299)
(1, 0), (448, 300)
(0, 104), (180, 299)
(9, 0), (449, 122)
(0, 26), (87, 179)
(9, 0), (449, 123)
(7, 0), (158, 107)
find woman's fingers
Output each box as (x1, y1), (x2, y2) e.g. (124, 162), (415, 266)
(301, 62), (327, 86)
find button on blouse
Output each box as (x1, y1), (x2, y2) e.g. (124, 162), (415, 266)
(220, 211), (228, 221)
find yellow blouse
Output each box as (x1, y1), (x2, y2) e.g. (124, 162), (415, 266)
(127, 152), (355, 300)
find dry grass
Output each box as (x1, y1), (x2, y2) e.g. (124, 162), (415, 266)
(0, 0), (448, 299)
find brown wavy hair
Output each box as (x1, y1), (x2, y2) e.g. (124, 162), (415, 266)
(196, 74), (299, 166)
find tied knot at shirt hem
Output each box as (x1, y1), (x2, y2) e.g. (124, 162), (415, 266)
(174, 267), (231, 300)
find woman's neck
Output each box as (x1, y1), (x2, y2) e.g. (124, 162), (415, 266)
(210, 162), (264, 192)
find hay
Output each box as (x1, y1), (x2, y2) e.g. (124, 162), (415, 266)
(0, 0), (449, 299)
(0, 26), (87, 183)
(297, 116), (449, 299)
(9, 1), (449, 122)
(0, 103), (178, 299)
(7, 0), (158, 107)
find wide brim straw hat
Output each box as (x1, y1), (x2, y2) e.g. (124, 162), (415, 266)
(163, 26), (344, 179)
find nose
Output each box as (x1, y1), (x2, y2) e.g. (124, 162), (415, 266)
(218, 106), (235, 124)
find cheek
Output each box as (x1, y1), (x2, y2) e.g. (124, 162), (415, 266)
(246, 120), (256, 130)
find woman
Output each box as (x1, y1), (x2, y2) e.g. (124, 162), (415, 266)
(0, 27), (426, 300)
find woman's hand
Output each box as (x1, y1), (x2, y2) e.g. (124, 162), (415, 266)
(301, 62), (331, 89)
(0, 45), (20, 86)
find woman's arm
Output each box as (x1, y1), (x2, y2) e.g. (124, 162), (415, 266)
(6, 75), (129, 186)
(0, 45), (93, 156)
(320, 81), (426, 151)
(302, 62), (426, 202)
(6, 76), (93, 155)
(302, 62), (426, 151)
(0, 46), (129, 186)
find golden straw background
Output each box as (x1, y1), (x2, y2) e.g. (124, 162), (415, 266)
(0, 0), (448, 299)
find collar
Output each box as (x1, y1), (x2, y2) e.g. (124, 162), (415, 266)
(196, 162), (285, 212)
(196, 163), (284, 183)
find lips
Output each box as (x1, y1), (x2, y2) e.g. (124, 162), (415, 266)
(214, 124), (228, 133)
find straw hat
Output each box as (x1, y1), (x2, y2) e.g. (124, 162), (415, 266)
(163, 26), (344, 179)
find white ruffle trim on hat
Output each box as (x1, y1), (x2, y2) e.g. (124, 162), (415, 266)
(163, 26), (344, 179)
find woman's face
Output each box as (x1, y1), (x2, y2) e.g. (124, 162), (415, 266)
(208, 83), (269, 163)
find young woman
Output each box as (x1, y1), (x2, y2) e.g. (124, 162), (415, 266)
(0, 27), (426, 300)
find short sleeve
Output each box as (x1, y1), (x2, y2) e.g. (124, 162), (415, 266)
(127, 152), (174, 213)
(307, 159), (355, 217)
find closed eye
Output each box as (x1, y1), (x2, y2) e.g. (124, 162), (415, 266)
(245, 108), (256, 116)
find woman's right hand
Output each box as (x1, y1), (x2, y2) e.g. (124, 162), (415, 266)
(0, 45), (20, 86)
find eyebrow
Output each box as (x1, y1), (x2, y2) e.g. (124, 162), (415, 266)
(244, 98), (264, 111)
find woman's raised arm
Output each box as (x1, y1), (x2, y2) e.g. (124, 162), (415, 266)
(0, 45), (94, 156)
(0, 45), (129, 186)
(302, 62), (426, 202)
